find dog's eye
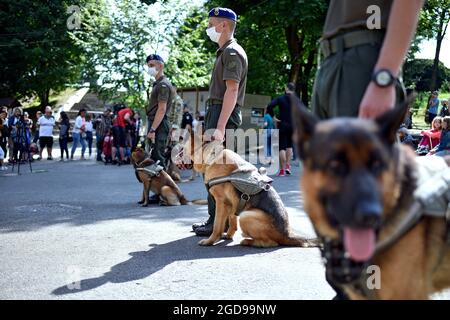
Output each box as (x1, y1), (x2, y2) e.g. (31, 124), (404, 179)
(327, 159), (347, 176)
(369, 158), (384, 176)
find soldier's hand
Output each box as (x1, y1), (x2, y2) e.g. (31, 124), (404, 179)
(147, 132), (155, 143)
(358, 83), (396, 119)
(211, 128), (225, 142)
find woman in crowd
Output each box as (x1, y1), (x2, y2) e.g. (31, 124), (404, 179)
(70, 108), (87, 160)
(58, 111), (70, 161)
(85, 114), (94, 158)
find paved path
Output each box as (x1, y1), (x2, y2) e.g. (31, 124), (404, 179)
(0, 159), (448, 300)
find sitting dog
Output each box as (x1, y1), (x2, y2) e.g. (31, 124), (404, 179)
(292, 95), (450, 300)
(131, 147), (205, 207)
(180, 133), (320, 248)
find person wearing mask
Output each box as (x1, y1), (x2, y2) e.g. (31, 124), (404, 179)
(192, 7), (248, 237)
(145, 54), (174, 167)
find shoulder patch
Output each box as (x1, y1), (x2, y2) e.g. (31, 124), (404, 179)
(230, 52), (237, 56)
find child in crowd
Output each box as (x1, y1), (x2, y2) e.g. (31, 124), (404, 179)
(429, 116), (450, 157)
(102, 128), (113, 165)
(416, 116), (442, 155)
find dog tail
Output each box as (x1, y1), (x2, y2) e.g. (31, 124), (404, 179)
(280, 234), (322, 248)
(186, 199), (208, 206)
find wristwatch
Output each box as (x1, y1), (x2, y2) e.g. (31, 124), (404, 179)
(149, 127), (156, 133)
(372, 69), (396, 88)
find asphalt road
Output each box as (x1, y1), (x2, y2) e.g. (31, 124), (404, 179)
(0, 157), (448, 300)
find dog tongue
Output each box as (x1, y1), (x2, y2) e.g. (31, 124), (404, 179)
(343, 228), (376, 262)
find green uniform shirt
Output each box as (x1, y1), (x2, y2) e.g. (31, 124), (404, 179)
(208, 39), (248, 107)
(147, 75), (174, 122)
(322, 0), (393, 40)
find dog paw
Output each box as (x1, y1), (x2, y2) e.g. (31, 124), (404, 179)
(221, 233), (233, 240)
(198, 239), (214, 246)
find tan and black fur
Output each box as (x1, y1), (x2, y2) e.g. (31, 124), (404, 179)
(292, 96), (450, 299)
(183, 134), (319, 248)
(131, 147), (205, 207)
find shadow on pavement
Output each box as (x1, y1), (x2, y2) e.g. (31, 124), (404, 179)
(52, 235), (278, 296)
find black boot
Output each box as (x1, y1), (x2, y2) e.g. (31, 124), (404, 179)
(192, 215), (214, 231)
(194, 218), (214, 237)
(148, 193), (160, 205)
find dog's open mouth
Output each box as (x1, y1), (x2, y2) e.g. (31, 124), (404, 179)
(343, 228), (377, 262)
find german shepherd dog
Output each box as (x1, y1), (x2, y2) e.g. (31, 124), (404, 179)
(131, 147), (206, 207)
(292, 96), (450, 299)
(181, 133), (320, 248)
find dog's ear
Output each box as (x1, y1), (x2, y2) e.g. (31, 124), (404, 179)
(375, 93), (415, 145)
(291, 95), (319, 160)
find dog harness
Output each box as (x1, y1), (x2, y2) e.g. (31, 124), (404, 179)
(135, 162), (164, 177)
(134, 156), (165, 179)
(206, 168), (273, 214)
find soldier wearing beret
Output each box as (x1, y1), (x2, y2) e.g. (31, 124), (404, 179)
(193, 7), (248, 237)
(146, 54), (174, 168)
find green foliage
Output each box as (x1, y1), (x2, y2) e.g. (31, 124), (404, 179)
(0, 0), (84, 108)
(404, 59), (450, 92)
(167, 0), (327, 103)
(165, 8), (215, 88)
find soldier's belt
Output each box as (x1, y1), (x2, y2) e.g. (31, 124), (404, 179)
(206, 99), (223, 106)
(320, 30), (385, 59)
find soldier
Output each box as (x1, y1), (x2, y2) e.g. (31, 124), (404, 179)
(192, 7), (248, 237)
(146, 54), (174, 166)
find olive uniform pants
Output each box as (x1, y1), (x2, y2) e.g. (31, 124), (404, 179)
(311, 35), (405, 119)
(149, 116), (170, 167)
(204, 104), (242, 220)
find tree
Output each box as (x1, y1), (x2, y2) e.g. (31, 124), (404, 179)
(0, 0), (84, 109)
(165, 8), (216, 88)
(403, 58), (450, 92)
(204, 0), (328, 104)
(73, 0), (198, 109)
(418, 0), (450, 91)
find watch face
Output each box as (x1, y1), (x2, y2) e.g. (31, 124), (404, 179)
(376, 71), (392, 86)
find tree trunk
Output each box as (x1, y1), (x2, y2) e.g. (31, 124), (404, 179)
(298, 47), (317, 105)
(38, 88), (50, 111)
(285, 25), (304, 91)
(430, 9), (449, 91)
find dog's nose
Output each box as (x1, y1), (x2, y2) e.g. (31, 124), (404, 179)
(354, 201), (383, 228)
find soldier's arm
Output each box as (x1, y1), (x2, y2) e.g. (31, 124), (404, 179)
(150, 101), (167, 131)
(375, 0), (424, 77)
(217, 80), (239, 133)
(359, 0), (424, 119)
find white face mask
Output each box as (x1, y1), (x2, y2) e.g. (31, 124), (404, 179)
(206, 25), (221, 43)
(147, 67), (158, 77)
